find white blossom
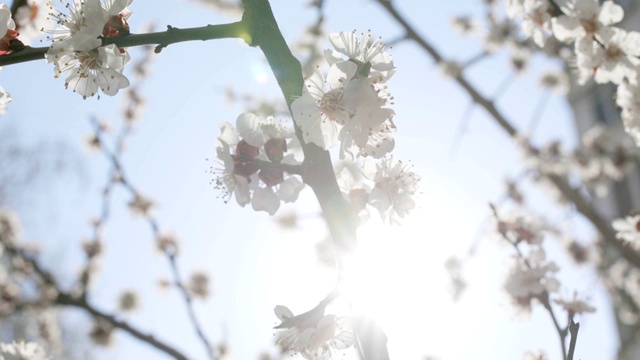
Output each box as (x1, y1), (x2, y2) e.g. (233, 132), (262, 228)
(552, 0), (623, 44)
(554, 294), (596, 315)
(45, 0), (133, 98)
(0, 341), (49, 360)
(613, 214), (640, 249)
(273, 305), (354, 360)
(504, 249), (560, 311)
(326, 30), (394, 73)
(365, 156), (420, 223)
(292, 61), (357, 150)
(519, 0), (553, 47)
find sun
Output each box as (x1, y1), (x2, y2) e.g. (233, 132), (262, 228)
(339, 209), (463, 357)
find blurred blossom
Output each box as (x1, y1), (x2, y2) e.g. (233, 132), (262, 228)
(89, 318), (114, 347)
(0, 340), (49, 360)
(538, 70), (569, 95)
(156, 232), (180, 255)
(451, 16), (477, 35)
(438, 60), (463, 78)
(613, 213), (640, 249)
(522, 350), (548, 360)
(118, 290), (140, 312)
(504, 248), (560, 312)
(273, 305), (354, 359)
(188, 271), (210, 299)
(128, 193), (154, 217)
(554, 293), (596, 315)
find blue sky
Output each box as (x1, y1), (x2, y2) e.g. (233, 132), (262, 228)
(0, 0), (619, 359)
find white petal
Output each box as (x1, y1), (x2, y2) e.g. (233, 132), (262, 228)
(326, 61), (357, 89)
(251, 187), (280, 215)
(274, 305), (294, 321)
(551, 16), (582, 42)
(277, 177), (305, 203)
(236, 112), (266, 147)
(598, 1), (624, 26)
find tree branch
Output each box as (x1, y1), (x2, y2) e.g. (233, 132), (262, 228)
(56, 292), (190, 360)
(2, 241), (190, 360)
(0, 22), (249, 66)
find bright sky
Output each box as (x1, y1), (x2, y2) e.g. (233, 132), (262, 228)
(0, 0), (620, 359)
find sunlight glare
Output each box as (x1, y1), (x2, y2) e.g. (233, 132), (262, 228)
(340, 203), (476, 357)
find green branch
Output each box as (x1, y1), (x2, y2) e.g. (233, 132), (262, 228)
(0, 22), (249, 66)
(241, 0), (358, 253)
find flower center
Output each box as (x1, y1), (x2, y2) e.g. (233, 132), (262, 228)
(581, 18), (598, 36)
(319, 89), (344, 123)
(605, 44), (623, 61)
(77, 49), (102, 70)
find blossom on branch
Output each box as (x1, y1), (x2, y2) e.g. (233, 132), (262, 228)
(211, 114), (304, 215)
(273, 305), (354, 360)
(364, 156), (420, 223)
(504, 248), (560, 312)
(291, 31), (396, 158)
(45, 0), (133, 98)
(554, 293), (596, 316)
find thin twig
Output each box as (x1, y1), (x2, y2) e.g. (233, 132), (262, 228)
(91, 122), (217, 360)
(448, 101), (476, 159)
(528, 91), (551, 135)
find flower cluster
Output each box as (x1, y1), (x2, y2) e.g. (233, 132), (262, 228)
(504, 248), (560, 312)
(505, 0), (640, 146)
(213, 32), (420, 222)
(44, 0), (133, 99)
(292, 30), (396, 159)
(518, 124), (639, 197)
(211, 113), (305, 215)
(273, 305), (354, 359)
(491, 206), (596, 316)
(494, 209), (549, 245)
